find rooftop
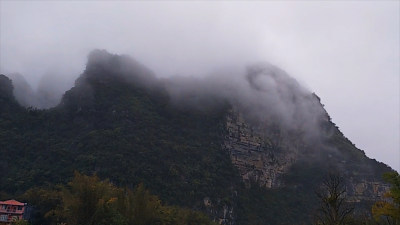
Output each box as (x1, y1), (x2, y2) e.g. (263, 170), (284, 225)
(0, 199), (25, 206)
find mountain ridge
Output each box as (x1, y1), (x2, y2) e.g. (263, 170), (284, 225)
(0, 50), (393, 224)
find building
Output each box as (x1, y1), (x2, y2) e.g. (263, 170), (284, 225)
(0, 200), (27, 224)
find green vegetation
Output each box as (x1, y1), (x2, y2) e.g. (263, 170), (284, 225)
(372, 171), (400, 225)
(0, 67), (394, 225)
(0, 72), (241, 224)
(22, 172), (216, 225)
(0, 73), (240, 203)
(12, 220), (31, 225)
(313, 174), (354, 225)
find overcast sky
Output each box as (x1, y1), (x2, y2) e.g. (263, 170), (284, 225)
(0, 1), (399, 171)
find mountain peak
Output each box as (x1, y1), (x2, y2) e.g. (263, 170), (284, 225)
(0, 51), (394, 225)
(0, 74), (14, 100)
(60, 50), (161, 111)
(0, 74), (21, 112)
(82, 49), (157, 87)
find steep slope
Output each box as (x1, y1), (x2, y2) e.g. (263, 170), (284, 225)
(224, 104), (390, 223)
(0, 74), (21, 112)
(8, 73), (65, 109)
(0, 50), (393, 225)
(224, 98), (390, 194)
(7, 73), (37, 108)
(0, 51), (242, 224)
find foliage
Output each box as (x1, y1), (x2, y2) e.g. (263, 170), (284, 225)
(372, 171), (400, 225)
(314, 174), (354, 225)
(0, 67), (393, 225)
(49, 172), (123, 225)
(25, 172), (216, 225)
(0, 72), (239, 204)
(21, 187), (61, 225)
(12, 220), (31, 225)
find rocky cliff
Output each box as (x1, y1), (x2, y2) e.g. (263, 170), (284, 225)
(223, 106), (390, 211)
(224, 108), (297, 188)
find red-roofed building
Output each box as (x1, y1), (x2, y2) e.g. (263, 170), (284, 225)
(0, 200), (27, 224)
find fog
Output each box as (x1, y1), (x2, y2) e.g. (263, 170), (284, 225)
(75, 49), (329, 149)
(0, 1), (398, 171)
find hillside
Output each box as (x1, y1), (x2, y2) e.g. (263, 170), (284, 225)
(0, 50), (393, 225)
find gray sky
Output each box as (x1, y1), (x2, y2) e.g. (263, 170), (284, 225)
(0, 1), (399, 171)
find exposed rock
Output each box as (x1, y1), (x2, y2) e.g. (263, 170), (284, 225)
(223, 107), (390, 206)
(223, 108), (299, 188)
(347, 178), (390, 202)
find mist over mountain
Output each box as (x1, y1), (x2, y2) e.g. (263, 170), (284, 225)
(1, 1), (398, 175)
(12, 50), (327, 138)
(64, 50), (345, 159)
(0, 75), (13, 99)
(7, 71), (73, 109)
(0, 50), (394, 225)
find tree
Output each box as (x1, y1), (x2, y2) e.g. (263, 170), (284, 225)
(49, 172), (125, 225)
(372, 171), (400, 225)
(12, 220), (31, 225)
(314, 174), (354, 225)
(26, 172), (217, 225)
(117, 183), (163, 225)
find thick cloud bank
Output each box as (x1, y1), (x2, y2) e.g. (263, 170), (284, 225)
(76, 50), (329, 143)
(7, 50), (328, 141)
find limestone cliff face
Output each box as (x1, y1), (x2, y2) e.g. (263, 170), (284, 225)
(223, 107), (390, 204)
(347, 178), (390, 202)
(223, 108), (299, 188)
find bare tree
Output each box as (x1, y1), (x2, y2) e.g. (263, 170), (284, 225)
(314, 174), (354, 225)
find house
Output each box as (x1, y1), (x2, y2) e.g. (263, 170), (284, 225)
(0, 200), (28, 224)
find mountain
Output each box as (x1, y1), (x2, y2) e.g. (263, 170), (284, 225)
(7, 73), (37, 108)
(8, 72), (71, 109)
(0, 75), (14, 101)
(0, 74), (22, 115)
(0, 50), (393, 225)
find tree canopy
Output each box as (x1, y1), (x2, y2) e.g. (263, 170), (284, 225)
(372, 171), (400, 225)
(23, 172), (217, 225)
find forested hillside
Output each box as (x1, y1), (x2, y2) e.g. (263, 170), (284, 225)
(0, 50), (394, 225)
